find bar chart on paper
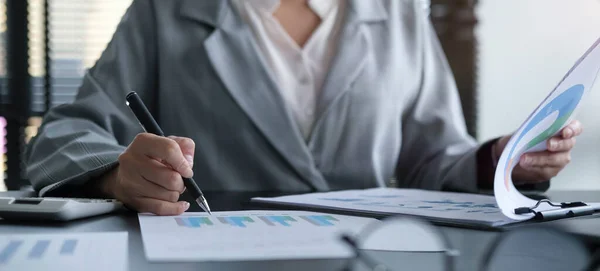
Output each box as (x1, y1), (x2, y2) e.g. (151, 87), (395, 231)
(0, 232), (127, 271)
(139, 211), (375, 261)
(174, 214), (340, 228)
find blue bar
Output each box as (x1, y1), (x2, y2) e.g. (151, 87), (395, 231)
(189, 217), (202, 227)
(28, 240), (51, 259)
(60, 240), (77, 255)
(227, 217), (243, 227)
(266, 216), (296, 226)
(228, 217), (254, 227)
(218, 216), (254, 227)
(0, 240), (23, 264)
(301, 215), (338, 226)
(189, 217), (213, 227)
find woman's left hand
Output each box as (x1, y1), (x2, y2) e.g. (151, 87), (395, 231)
(494, 120), (583, 185)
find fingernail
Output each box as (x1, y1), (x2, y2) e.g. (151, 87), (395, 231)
(185, 155), (194, 167)
(182, 202), (190, 211)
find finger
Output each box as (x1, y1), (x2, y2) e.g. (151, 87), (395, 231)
(168, 136), (195, 167)
(133, 133), (193, 178)
(132, 198), (190, 216)
(520, 152), (571, 168)
(131, 177), (182, 203)
(562, 120), (583, 139)
(112, 165), (182, 203)
(547, 137), (576, 152)
(137, 159), (185, 193)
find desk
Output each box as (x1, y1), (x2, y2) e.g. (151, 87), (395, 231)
(0, 191), (598, 271)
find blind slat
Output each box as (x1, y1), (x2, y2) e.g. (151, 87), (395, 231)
(27, 0), (132, 111)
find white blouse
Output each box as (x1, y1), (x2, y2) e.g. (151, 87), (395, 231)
(231, 0), (345, 140)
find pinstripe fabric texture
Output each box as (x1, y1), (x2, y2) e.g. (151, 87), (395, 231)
(24, 0), (479, 196)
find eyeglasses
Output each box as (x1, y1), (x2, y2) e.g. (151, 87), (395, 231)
(482, 226), (592, 271)
(340, 216), (457, 271)
(340, 217), (598, 271)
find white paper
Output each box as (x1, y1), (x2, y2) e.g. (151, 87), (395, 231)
(494, 37), (600, 220)
(253, 188), (517, 227)
(0, 232), (127, 271)
(138, 211), (377, 262)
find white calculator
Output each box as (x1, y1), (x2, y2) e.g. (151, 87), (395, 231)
(0, 197), (124, 221)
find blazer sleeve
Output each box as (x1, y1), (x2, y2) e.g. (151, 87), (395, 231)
(23, 0), (158, 196)
(395, 2), (480, 192)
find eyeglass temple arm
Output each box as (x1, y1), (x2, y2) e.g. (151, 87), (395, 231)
(340, 235), (391, 271)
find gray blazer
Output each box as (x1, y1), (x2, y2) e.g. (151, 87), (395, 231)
(24, 0), (480, 196)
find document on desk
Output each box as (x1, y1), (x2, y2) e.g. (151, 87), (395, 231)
(138, 211), (377, 262)
(252, 188), (517, 228)
(0, 232), (127, 271)
(494, 36), (600, 220)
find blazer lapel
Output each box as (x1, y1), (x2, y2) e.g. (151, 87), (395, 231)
(179, 0), (329, 191)
(313, 0), (388, 131)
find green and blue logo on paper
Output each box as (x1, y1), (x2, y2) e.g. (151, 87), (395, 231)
(504, 84), (584, 190)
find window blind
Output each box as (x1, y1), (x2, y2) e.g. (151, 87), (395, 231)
(0, 0), (6, 190)
(28, 0), (132, 114)
(1, 0), (132, 189)
(22, 0), (133, 180)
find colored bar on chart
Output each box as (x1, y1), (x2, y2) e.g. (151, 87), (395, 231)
(175, 217), (213, 228)
(28, 240), (51, 259)
(261, 216), (296, 226)
(60, 239), (77, 255)
(189, 217), (213, 227)
(259, 217), (275, 226)
(0, 240), (23, 264)
(175, 218), (189, 227)
(218, 217), (254, 228)
(300, 215), (338, 226)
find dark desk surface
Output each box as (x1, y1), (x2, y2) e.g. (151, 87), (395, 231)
(0, 190), (599, 271)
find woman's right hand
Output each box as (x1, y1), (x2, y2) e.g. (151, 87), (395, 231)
(100, 133), (196, 215)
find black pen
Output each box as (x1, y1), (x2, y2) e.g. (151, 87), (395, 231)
(125, 91), (212, 215)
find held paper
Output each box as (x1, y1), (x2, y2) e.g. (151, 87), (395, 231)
(494, 37), (600, 220)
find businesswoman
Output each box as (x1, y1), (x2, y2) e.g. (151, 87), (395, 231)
(24, 0), (582, 215)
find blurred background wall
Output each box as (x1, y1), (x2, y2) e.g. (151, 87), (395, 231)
(0, 0), (599, 191)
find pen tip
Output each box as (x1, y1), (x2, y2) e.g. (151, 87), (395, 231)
(196, 197), (212, 216)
